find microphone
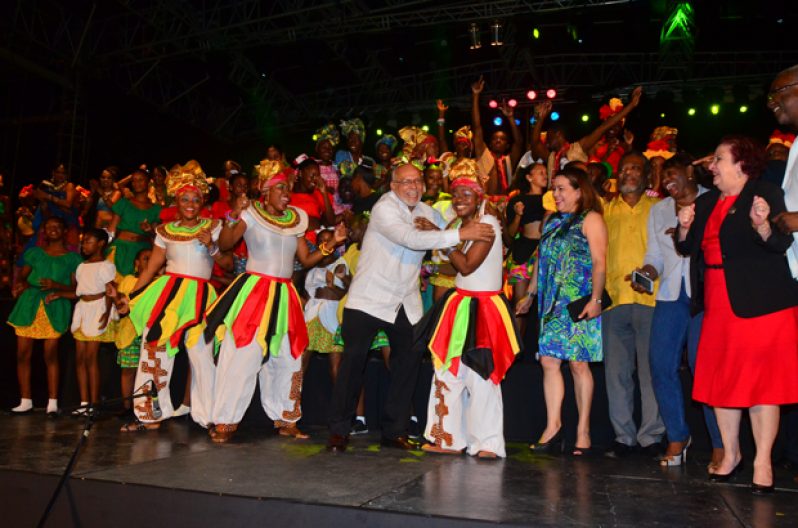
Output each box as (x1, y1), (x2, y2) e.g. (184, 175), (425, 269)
(150, 380), (163, 419)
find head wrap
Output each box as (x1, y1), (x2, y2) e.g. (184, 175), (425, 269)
(643, 140), (676, 160)
(19, 184), (35, 199)
(599, 98), (624, 121)
(315, 123), (340, 147)
(263, 172), (289, 189)
(650, 126), (678, 142)
(447, 158), (480, 182)
(340, 118), (366, 140)
(398, 126), (436, 158)
(768, 129), (795, 149)
(450, 177), (484, 198)
(254, 159), (284, 184)
(391, 155), (425, 173)
(375, 134), (398, 153)
(166, 160), (209, 197)
(453, 125), (473, 146)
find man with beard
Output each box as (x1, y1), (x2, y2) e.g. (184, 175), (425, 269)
(602, 151), (665, 458)
(768, 64), (798, 483)
(326, 163), (495, 452)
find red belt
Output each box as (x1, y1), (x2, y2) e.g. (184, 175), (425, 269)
(456, 288), (500, 297)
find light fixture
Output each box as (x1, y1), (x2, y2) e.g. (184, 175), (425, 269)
(710, 104), (720, 115)
(312, 134), (319, 141)
(550, 112), (560, 121)
(532, 27), (540, 40)
(514, 118), (521, 126)
(469, 23), (482, 50)
(687, 108), (696, 116)
(546, 88), (557, 99)
(739, 105), (748, 113)
(488, 100), (499, 109)
(660, 112), (666, 118)
(529, 117), (537, 125)
(581, 114), (589, 122)
(490, 20), (503, 46)
(493, 116), (503, 126)
(376, 128), (383, 136)
(526, 90), (537, 101)
(421, 125), (430, 132)
(507, 99), (517, 108)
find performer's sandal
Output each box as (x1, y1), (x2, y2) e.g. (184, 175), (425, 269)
(276, 423), (309, 439)
(210, 423), (238, 443)
(477, 450), (498, 459)
(120, 419), (160, 432)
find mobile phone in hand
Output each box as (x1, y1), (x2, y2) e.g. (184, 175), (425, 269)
(631, 270), (654, 294)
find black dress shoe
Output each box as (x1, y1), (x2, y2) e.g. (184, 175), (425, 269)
(380, 435), (420, 450)
(604, 441), (635, 459)
(708, 460), (743, 482)
(640, 441), (665, 459)
(751, 482), (775, 495)
(326, 434), (349, 453)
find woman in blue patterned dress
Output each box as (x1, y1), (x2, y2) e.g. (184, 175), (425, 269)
(517, 166), (607, 455)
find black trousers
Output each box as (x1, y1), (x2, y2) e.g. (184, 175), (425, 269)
(328, 307), (422, 438)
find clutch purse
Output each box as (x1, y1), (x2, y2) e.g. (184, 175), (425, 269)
(566, 290), (613, 322)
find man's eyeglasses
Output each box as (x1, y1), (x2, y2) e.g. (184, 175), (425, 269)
(393, 179), (423, 186)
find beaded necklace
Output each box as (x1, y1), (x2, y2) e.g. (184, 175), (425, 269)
(252, 200), (300, 229)
(159, 218), (216, 241)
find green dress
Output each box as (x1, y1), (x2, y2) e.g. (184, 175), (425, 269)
(109, 198), (161, 275)
(537, 212), (603, 362)
(7, 247), (82, 334)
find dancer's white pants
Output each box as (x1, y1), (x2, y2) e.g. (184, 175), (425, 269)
(211, 330), (303, 425)
(423, 363), (506, 457)
(133, 327), (216, 427)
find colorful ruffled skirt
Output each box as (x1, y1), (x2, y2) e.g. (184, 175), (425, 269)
(204, 271), (308, 360)
(418, 288), (522, 384)
(129, 272), (217, 357)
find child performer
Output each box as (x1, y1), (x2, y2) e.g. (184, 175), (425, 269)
(419, 176), (522, 458)
(7, 217), (81, 416)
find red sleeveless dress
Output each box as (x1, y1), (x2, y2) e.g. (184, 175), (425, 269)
(692, 195), (798, 407)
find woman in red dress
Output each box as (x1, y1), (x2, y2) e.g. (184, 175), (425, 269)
(677, 136), (798, 493)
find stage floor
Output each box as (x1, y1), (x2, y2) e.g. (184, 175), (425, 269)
(1, 413), (797, 527)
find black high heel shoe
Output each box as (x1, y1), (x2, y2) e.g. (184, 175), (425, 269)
(530, 429), (564, 454)
(708, 460), (743, 483)
(750, 482), (775, 495)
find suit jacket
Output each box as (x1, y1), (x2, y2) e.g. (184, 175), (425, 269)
(675, 179), (798, 317)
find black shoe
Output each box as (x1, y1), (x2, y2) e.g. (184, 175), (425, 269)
(529, 429), (563, 454)
(407, 418), (422, 439)
(751, 482), (775, 495)
(708, 460), (743, 482)
(380, 435), (421, 450)
(640, 441), (665, 459)
(604, 441), (635, 459)
(350, 419), (368, 436)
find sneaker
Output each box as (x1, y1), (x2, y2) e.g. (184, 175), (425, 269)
(350, 418), (368, 435)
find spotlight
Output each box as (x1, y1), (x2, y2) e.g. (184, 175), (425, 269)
(687, 108), (696, 116)
(449, 129), (453, 133)
(710, 104), (720, 115)
(660, 112), (666, 118)
(312, 134), (319, 141)
(376, 128), (383, 136)
(532, 27), (540, 40)
(550, 112), (560, 121)
(739, 105), (748, 113)
(493, 116), (503, 126)
(546, 89), (557, 99)
(421, 125), (430, 132)
(468, 23), (481, 50)
(529, 117), (537, 125)
(488, 100), (499, 109)
(581, 114), (589, 122)
(514, 118), (521, 126)
(508, 99), (517, 108)
(526, 90), (537, 101)
(490, 20), (503, 46)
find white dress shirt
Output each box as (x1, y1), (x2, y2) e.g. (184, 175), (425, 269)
(782, 140), (798, 278)
(346, 191), (463, 324)
(643, 187), (707, 301)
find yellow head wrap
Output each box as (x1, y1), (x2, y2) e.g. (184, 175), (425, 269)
(254, 159), (283, 184)
(166, 160), (209, 197)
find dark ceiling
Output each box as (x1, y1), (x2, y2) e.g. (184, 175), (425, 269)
(1, 0), (797, 183)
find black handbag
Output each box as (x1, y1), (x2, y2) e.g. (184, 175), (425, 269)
(566, 290), (613, 322)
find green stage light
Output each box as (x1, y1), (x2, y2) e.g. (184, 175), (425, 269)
(581, 114), (589, 122)
(421, 125), (430, 132)
(376, 128), (383, 136)
(533, 28), (540, 39)
(739, 105), (748, 113)
(312, 134), (319, 141)
(710, 104), (720, 115)
(687, 108), (696, 116)
(660, 112), (666, 118)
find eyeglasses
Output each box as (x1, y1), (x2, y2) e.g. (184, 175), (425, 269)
(768, 81), (798, 101)
(393, 179), (423, 186)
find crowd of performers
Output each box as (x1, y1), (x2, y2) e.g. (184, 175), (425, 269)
(5, 71), (798, 492)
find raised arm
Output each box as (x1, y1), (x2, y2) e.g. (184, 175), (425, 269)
(471, 76), (487, 157)
(579, 87), (642, 154)
(530, 101), (552, 161)
(436, 99), (450, 154)
(501, 101), (523, 168)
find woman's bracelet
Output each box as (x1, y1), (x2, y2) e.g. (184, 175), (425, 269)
(225, 211), (240, 226)
(319, 243), (333, 256)
(208, 243), (220, 257)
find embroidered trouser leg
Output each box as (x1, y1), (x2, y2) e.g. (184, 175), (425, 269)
(186, 336), (216, 428)
(133, 329), (174, 423)
(258, 334), (302, 424)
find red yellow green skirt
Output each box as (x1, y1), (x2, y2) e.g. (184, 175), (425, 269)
(129, 272), (217, 357)
(422, 288), (521, 385)
(204, 272), (308, 360)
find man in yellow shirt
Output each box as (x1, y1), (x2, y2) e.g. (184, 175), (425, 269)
(603, 152), (665, 458)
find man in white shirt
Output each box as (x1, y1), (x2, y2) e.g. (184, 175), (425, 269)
(768, 64), (798, 482)
(327, 163), (495, 452)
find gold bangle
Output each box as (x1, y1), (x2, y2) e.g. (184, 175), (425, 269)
(319, 243), (333, 256)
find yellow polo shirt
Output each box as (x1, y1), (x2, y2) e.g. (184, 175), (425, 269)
(604, 194), (660, 308)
